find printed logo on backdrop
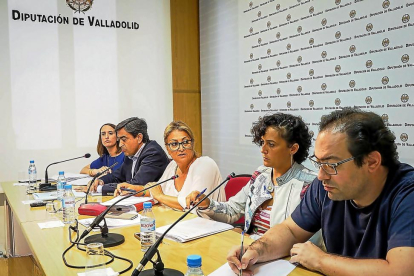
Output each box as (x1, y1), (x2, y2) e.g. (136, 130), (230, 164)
(350, 10), (356, 18)
(335, 0), (341, 5)
(381, 114), (389, 123)
(309, 69), (314, 76)
(287, 101), (292, 108)
(382, 38), (390, 47)
(401, 94), (409, 103)
(366, 23), (373, 32)
(267, 102), (272, 109)
(401, 54), (409, 63)
(321, 51), (327, 58)
(382, 76), (389, 85)
(297, 86), (302, 93)
(366, 60), (373, 69)
(349, 45), (356, 54)
(309, 100), (314, 107)
(321, 83), (327, 91)
(258, 90), (262, 96)
(365, 96), (373, 105)
(335, 31), (341, 39)
(400, 133), (408, 142)
(402, 14), (410, 24)
(349, 80), (356, 88)
(335, 98), (341, 106)
(258, 64), (262, 70)
(66, 0), (93, 13)
(321, 18), (327, 26)
(277, 88), (281, 95)
(383, 0), (390, 9)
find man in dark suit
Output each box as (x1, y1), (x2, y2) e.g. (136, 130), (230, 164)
(89, 117), (170, 195)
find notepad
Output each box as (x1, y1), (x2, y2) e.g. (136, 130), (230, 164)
(32, 191), (86, 201)
(208, 260), (296, 276)
(155, 217), (233, 243)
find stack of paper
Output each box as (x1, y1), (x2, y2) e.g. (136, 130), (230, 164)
(78, 213), (141, 231)
(32, 191), (86, 201)
(156, 217), (233, 243)
(208, 260), (296, 276)
(101, 196), (153, 207)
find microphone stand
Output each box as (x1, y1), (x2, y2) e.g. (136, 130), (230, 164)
(84, 162), (118, 205)
(79, 175), (179, 248)
(39, 153), (91, 189)
(132, 173), (235, 276)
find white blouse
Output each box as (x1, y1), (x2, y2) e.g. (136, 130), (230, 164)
(156, 156), (225, 211)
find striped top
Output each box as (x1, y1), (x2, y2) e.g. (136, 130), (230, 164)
(251, 205), (273, 236)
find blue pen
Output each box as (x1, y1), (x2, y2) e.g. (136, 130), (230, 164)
(191, 187), (207, 206)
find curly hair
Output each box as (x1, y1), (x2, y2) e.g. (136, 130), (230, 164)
(319, 107), (399, 168)
(251, 113), (312, 164)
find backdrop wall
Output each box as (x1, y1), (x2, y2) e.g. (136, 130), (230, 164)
(0, 0), (173, 181)
(200, 0), (414, 177)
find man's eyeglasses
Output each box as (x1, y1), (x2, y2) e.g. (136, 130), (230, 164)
(165, 140), (193, 151)
(308, 155), (356, 175)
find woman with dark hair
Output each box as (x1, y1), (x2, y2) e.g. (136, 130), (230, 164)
(187, 113), (319, 240)
(80, 123), (124, 177)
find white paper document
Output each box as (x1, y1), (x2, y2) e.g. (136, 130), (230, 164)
(38, 220), (65, 229)
(156, 217), (233, 243)
(78, 212), (141, 231)
(101, 196), (152, 206)
(208, 260), (296, 276)
(77, 267), (119, 276)
(32, 191), (86, 201)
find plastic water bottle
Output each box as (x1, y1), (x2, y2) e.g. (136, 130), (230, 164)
(27, 160), (37, 193)
(57, 171), (66, 209)
(185, 255), (204, 276)
(140, 202), (156, 252)
(62, 184), (76, 225)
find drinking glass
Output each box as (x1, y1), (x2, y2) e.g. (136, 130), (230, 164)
(84, 243), (108, 276)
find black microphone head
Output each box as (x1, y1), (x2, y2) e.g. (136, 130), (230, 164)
(228, 172), (236, 179)
(84, 153), (91, 158)
(172, 174), (179, 179)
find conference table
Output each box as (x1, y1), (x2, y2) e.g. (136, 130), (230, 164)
(2, 182), (321, 276)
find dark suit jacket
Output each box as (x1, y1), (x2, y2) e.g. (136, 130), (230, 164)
(100, 140), (170, 195)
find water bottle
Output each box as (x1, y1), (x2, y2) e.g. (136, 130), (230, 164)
(27, 160), (37, 193)
(57, 171), (66, 209)
(62, 184), (76, 225)
(140, 202), (156, 252)
(185, 255), (204, 276)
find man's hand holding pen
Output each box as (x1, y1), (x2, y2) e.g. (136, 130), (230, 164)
(226, 242), (260, 276)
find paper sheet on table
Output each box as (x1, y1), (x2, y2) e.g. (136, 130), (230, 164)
(38, 220), (65, 229)
(156, 217), (233, 243)
(14, 182), (29, 186)
(51, 172), (91, 184)
(69, 176), (93, 186)
(78, 267), (119, 276)
(78, 212), (141, 231)
(32, 191), (86, 201)
(101, 196), (152, 206)
(208, 260), (296, 276)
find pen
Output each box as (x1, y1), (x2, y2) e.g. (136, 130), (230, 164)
(120, 187), (137, 194)
(239, 231), (245, 276)
(190, 187), (207, 206)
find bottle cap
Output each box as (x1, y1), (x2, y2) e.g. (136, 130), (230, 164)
(30, 160), (34, 163)
(64, 184), (72, 189)
(187, 254), (202, 267)
(143, 202), (152, 209)
(59, 171), (64, 175)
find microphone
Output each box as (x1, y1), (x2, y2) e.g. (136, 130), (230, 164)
(78, 175), (179, 247)
(131, 173), (235, 276)
(39, 153), (91, 188)
(84, 162), (118, 204)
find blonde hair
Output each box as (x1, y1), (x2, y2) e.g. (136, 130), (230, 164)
(163, 121), (198, 156)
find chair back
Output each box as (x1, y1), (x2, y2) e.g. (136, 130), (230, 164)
(225, 174), (252, 226)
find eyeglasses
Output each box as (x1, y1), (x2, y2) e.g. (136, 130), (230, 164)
(308, 155), (356, 175)
(165, 140), (193, 151)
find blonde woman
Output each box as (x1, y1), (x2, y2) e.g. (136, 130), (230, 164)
(115, 121), (225, 212)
